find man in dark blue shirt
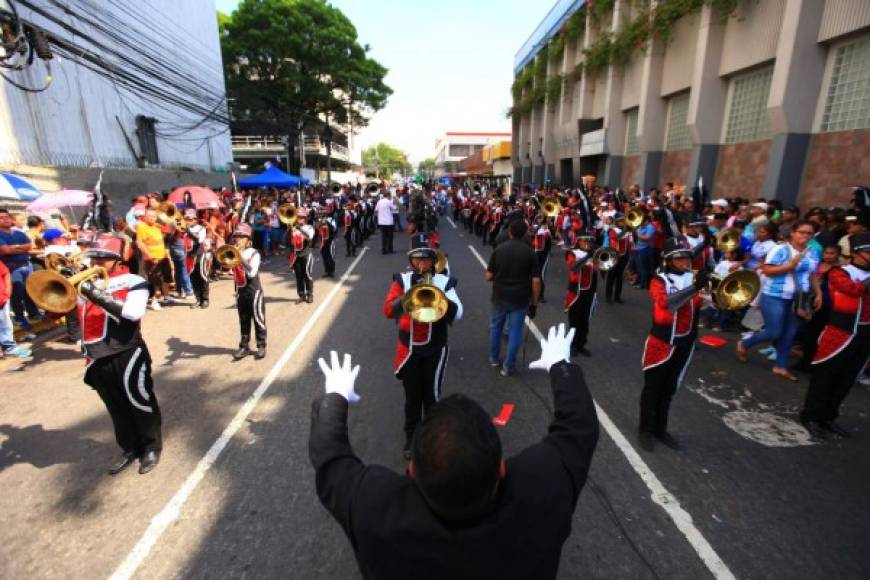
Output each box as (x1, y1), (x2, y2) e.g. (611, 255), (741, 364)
(0, 208), (41, 328)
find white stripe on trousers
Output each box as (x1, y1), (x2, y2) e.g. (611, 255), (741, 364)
(433, 346), (448, 402)
(253, 290), (265, 330)
(123, 347), (152, 413)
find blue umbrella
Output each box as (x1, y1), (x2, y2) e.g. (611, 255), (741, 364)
(0, 172), (44, 201)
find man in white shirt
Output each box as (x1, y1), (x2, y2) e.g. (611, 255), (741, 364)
(375, 190), (396, 254)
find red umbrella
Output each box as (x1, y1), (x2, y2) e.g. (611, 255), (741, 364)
(167, 186), (224, 210)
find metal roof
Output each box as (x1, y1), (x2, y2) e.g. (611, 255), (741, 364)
(513, 0), (587, 74)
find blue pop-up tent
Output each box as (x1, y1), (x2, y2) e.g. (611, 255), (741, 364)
(238, 165), (309, 188)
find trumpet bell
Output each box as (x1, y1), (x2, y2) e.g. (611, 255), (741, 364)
(402, 275), (449, 323)
(215, 244), (242, 269)
(25, 266), (108, 314)
(711, 270), (760, 310)
(278, 203), (297, 225)
(592, 247), (620, 271)
(541, 197), (562, 218)
(716, 228), (741, 253)
(625, 207), (644, 229)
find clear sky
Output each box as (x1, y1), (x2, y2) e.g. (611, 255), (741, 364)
(214, 0), (554, 164)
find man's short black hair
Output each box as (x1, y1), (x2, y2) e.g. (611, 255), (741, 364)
(412, 394), (502, 521)
(27, 216), (43, 228)
(508, 219), (528, 239)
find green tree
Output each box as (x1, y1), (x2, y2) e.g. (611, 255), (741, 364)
(417, 157), (437, 180)
(220, 0), (392, 134)
(362, 143), (412, 178)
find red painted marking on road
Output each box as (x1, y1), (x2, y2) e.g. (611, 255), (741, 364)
(492, 403), (515, 426)
(698, 335), (728, 348)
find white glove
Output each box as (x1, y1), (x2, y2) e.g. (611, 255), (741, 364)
(529, 323), (575, 371)
(317, 351), (361, 403)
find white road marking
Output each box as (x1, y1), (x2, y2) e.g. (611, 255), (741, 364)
(110, 248), (370, 580)
(466, 243), (735, 580)
(445, 216), (457, 229)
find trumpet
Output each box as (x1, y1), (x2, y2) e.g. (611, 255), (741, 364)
(26, 266), (108, 314)
(592, 246), (620, 271)
(625, 207), (645, 230)
(278, 203), (297, 226)
(402, 273), (449, 323)
(215, 244), (242, 269)
(541, 196), (562, 218)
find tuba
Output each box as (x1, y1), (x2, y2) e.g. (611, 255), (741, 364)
(402, 273), (449, 323)
(215, 244), (242, 269)
(278, 203), (297, 226)
(625, 207), (645, 230)
(26, 266), (108, 314)
(541, 196), (562, 218)
(716, 228), (741, 253)
(708, 269), (761, 311)
(592, 247), (620, 271)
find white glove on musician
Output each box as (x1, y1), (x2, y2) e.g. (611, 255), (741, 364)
(529, 323), (575, 371)
(318, 350), (361, 403)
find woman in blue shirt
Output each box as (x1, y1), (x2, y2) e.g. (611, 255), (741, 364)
(737, 220), (822, 382)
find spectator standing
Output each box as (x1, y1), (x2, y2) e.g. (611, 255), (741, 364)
(374, 190), (395, 254)
(0, 208), (41, 328)
(0, 260), (31, 358)
(135, 210), (171, 310)
(485, 219), (541, 376)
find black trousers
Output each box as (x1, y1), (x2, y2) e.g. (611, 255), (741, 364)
(640, 340), (695, 435)
(568, 289), (596, 350)
(190, 254), (210, 304)
(65, 309), (80, 341)
(293, 254), (314, 298)
(321, 238), (336, 276)
(397, 347), (449, 438)
(344, 230), (357, 256)
(536, 250), (550, 300)
(84, 346), (162, 456)
(237, 288), (266, 347)
(801, 335), (870, 423)
(379, 225), (394, 253)
(605, 255), (628, 301)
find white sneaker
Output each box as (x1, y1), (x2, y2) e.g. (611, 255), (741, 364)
(859, 373), (870, 387)
(148, 300), (162, 311)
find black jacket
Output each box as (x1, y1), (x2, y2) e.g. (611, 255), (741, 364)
(308, 362), (599, 580)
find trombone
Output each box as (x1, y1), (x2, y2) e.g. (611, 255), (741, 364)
(715, 228), (741, 253)
(26, 266), (108, 314)
(402, 274), (449, 323)
(44, 253), (82, 275)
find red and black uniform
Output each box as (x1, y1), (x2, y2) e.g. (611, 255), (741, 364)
(318, 217), (337, 277)
(342, 206), (360, 257)
(187, 223), (211, 307)
(532, 222), (553, 300)
(801, 264), (870, 424)
(640, 270), (701, 435)
(605, 227), (632, 302)
(564, 248), (597, 353)
(234, 247), (266, 350)
(382, 271), (463, 440)
(79, 271), (161, 458)
(289, 223), (316, 302)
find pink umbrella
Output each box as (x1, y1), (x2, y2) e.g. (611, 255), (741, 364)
(167, 186), (224, 210)
(26, 189), (93, 212)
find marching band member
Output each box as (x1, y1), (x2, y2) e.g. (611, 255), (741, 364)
(531, 213), (553, 303)
(639, 238), (707, 451)
(185, 209), (212, 309)
(343, 201), (359, 257)
(800, 232), (870, 440)
(564, 232), (597, 357)
(317, 209), (338, 278)
(289, 208), (316, 303)
(231, 224), (267, 361)
(77, 234), (161, 475)
(604, 214), (632, 303)
(382, 237), (463, 460)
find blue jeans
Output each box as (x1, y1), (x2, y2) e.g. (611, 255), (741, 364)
(633, 247), (653, 288)
(0, 301), (16, 351)
(171, 250), (192, 294)
(741, 293), (802, 368)
(9, 263), (39, 320)
(489, 305), (527, 370)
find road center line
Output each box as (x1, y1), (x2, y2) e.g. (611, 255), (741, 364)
(445, 216), (457, 229)
(467, 243), (735, 580)
(110, 248), (370, 580)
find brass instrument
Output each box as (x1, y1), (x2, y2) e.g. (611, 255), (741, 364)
(625, 207), (645, 230)
(331, 183), (342, 194)
(592, 247), (620, 271)
(716, 228), (741, 253)
(25, 266), (108, 314)
(44, 253), (81, 274)
(215, 244), (242, 269)
(278, 203), (298, 226)
(541, 196), (562, 218)
(157, 202), (183, 226)
(366, 182), (380, 194)
(434, 250), (448, 274)
(707, 269), (761, 311)
(402, 273), (449, 323)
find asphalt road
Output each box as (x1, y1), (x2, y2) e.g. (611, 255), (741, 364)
(1, 216), (869, 580)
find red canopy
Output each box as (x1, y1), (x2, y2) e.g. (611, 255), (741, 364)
(167, 186), (224, 209)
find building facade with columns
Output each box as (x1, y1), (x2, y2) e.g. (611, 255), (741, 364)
(511, 0), (870, 207)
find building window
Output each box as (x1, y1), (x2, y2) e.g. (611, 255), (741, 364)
(472, 144), (484, 152)
(724, 66), (773, 144)
(665, 92), (691, 151)
(624, 108), (639, 155)
(135, 116), (159, 165)
(449, 144), (470, 157)
(821, 35), (870, 132)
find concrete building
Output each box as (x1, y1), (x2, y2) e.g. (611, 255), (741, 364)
(511, 0), (870, 207)
(0, 0), (232, 196)
(458, 141), (514, 187)
(434, 131), (511, 176)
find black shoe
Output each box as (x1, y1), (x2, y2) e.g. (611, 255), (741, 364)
(138, 450), (160, 475)
(306, 294), (314, 303)
(253, 346), (266, 360)
(820, 421), (851, 438)
(200, 300), (209, 309)
(577, 347), (591, 357)
(654, 432), (681, 450)
(232, 346), (250, 361)
(800, 419), (829, 440)
(637, 430), (655, 452)
(108, 452), (137, 476)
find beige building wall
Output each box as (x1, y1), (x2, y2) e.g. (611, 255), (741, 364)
(660, 12), (700, 97)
